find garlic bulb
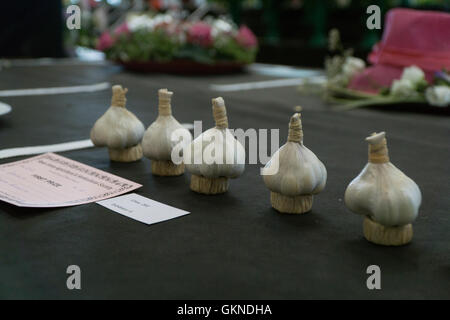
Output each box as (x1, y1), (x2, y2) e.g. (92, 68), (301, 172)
(184, 97), (245, 194)
(142, 89), (192, 176)
(90, 85), (145, 162)
(263, 113), (327, 214)
(344, 132), (421, 246)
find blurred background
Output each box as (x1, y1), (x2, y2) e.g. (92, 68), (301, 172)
(0, 0), (448, 68)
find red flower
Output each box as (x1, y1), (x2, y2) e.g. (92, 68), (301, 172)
(96, 32), (114, 51)
(114, 22), (130, 36)
(236, 25), (257, 48)
(187, 22), (213, 47)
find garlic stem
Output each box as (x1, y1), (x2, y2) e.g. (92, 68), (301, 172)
(287, 113), (303, 143)
(212, 97), (228, 129)
(111, 85), (128, 108)
(366, 132), (389, 163)
(158, 88), (172, 116)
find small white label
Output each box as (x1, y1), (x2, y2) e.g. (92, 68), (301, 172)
(97, 193), (190, 225)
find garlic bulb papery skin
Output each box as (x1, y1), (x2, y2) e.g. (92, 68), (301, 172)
(142, 89), (192, 176)
(184, 97), (245, 194)
(263, 113), (327, 214)
(344, 132), (422, 246)
(90, 85), (145, 162)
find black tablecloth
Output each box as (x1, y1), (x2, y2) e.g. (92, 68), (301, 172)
(0, 62), (448, 299)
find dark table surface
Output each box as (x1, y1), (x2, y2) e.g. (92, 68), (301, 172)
(0, 61), (448, 299)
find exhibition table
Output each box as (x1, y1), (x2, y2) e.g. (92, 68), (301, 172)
(0, 61), (448, 299)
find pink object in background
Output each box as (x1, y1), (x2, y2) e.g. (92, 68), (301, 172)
(114, 22), (130, 36)
(236, 25), (258, 48)
(96, 31), (115, 51)
(187, 22), (213, 47)
(0, 153), (141, 207)
(349, 8), (450, 94)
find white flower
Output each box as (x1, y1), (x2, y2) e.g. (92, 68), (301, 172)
(425, 86), (450, 107)
(127, 14), (173, 31)
(401, 66), (425, 85)
(153, 14), (173, 26)
(329, 74), (349, 87)
(342, 57), (366, 78)
(211, 18), (233, 38)
(391, 79), (416, 97)
(127, 15), (154, 31)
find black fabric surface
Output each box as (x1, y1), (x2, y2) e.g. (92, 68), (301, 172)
(0, 62), (448, 299)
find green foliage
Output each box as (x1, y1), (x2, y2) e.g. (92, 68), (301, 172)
(104, 29), (257, 64)
(379, 87), (390, 96)
(105, 29), (181, 62)
(416, 79), (429, 93)
(214, 37), (257, 64)
(433, 69), (450, 86)
(176, 45), (215, 64)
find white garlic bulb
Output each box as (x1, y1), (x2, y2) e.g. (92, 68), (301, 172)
(263, 113), (327, 214)
(142, 89), (192, 176)
(184, 97), (245, 194)
(344, 132), (421, 245)
(90, 85), (145, 162)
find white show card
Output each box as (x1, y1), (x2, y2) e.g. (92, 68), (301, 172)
(0, 153), (141, 207)
(0, 139), (94, 160)
(97, 193), (190, 225)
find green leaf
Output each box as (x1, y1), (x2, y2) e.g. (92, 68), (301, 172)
(333, 96), (427, 111)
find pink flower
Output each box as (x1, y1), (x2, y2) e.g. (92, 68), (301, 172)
(114, 22), (130, 36)
(187, 22), (213, 47)
(89, 0), (100, 8)
(96, 32), (114, 51)
(236, 25), (257, 48)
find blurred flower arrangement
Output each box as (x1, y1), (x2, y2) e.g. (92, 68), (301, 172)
(96, 13), (258, 66)
(302, 29), (449, 109)
(337, 66), (450, 109)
